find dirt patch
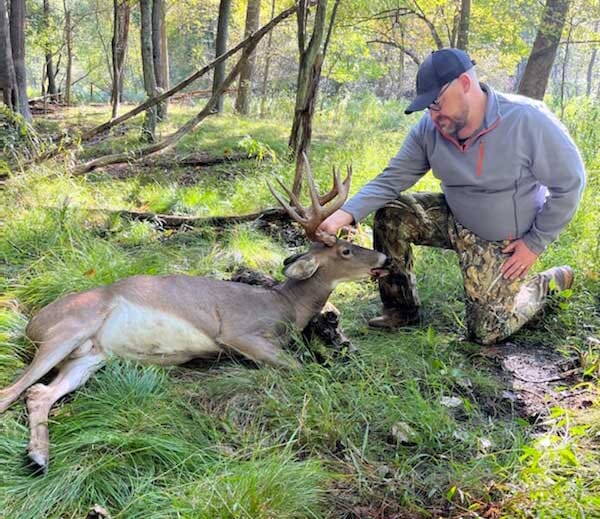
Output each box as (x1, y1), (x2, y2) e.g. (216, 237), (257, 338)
(480, 341), (597, 420)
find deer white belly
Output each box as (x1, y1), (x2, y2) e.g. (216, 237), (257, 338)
(97, 297), (219, 362)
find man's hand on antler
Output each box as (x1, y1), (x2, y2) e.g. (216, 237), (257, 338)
(318, 209), (354, 237)
(269, 154), (353, 247)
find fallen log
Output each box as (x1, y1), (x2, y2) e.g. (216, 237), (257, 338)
(41, 206), (290, 229)
(71, 23), (272, 175)
(170, 88), (237, 102)
(143, 152), (252, 168)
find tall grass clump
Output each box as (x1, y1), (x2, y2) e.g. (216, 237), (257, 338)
(0, 360), (328, 519)
(0, 361), (218, 518)
(0, 309), (30, 386)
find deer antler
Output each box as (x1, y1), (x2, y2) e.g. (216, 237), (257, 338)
(268, 153), (351, 246)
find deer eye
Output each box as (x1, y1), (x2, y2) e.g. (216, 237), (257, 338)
(341, 248), (352, 257)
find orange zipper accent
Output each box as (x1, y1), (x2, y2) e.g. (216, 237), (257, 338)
(432, 116), (502, 153)
(477, 141), (484, 176)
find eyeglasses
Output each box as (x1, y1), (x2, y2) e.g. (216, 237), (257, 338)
(428, 80), (454, 112)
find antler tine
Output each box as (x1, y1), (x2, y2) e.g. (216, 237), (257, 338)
(276, 178), (307, 219)
(321, 164), (352, 218)
(318, 166), (340, 206)
(302, 152), (324, 215)
(267, 180), (307, 224)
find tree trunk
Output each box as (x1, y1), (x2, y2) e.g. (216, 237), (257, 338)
(74, 11), (286, 175)
(586, 20), (599, 97)
(518, 0), (570, 100)
(43, 0), (58, 99)
(111, 0), (130, 118)
(235, 0), (261, 115)
(559, 17), (573, 119)
(140, 0), (158, 141)
(0, 0), (18, 110)
(455, 0), (470, 51)
(9, 0), (30, 119)
(152, 0), (168, 120)
(289, 0), (340, 197)
(212, 0), (232, 114)
(260, 0), (276, 117)
(32, 3), (296, 166)
(63, 1), (73, 106)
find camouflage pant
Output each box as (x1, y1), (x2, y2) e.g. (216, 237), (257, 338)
(373, 192), (553, 344)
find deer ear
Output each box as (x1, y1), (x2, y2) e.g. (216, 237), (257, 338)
(282, 253), (319, 280)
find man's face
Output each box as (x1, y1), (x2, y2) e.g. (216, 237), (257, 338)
(428, 77), (469, 135)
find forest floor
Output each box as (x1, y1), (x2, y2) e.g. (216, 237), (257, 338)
(1, 100), (599, 518)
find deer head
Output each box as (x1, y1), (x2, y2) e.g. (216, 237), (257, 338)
(268, 153), (389, 287)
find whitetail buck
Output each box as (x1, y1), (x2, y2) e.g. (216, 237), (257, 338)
(0, 156), (389, 470)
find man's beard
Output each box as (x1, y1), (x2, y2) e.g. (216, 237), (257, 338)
(437, 113), (467, 135)
(437, 100), (469, 135)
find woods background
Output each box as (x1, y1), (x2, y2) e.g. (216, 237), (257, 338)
(1, 1), (599, 519)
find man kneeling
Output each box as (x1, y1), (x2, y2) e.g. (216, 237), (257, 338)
(319, 49), (585, 344)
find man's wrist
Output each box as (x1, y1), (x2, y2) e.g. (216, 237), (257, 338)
(522, 234), (545, 256)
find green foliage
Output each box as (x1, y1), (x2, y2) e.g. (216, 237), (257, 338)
(0, 106), (46, 169)
(0, 100), (599, 518)
(560, 97), (600, 164)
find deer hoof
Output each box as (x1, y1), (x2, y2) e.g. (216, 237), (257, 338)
(28, 450), (49, 472)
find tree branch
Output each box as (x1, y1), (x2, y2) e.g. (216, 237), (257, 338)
(72, 5), (296, 175)
(33, 3), (298, 164)
(367, 39), (420, 65)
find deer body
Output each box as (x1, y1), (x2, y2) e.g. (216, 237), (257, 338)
(27, 276), (296, 366)
(0, 155), (391, 470)
(1, 241), (387, 469)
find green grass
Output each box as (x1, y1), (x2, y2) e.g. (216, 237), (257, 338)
(0, 97), (599, 518)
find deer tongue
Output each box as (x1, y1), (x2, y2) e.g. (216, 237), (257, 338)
(369, 268), (389, 279)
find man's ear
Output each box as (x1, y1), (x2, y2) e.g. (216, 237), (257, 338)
(282, 252), (319, 280)
(459, 72), (471, 92)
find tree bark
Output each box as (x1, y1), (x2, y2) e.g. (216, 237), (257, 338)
(43, 0), (58, 99)
(63, 0), (73, 106)
(235, 0), (261, 115)
(9, 0), (30, 119)
(559, 16), (573, 119)
(140, 0), (158, 141)
(455, 0), (470, 51)
(0, 0), (18, 110)
(152, 0), (168, 119)
(518, 0), (571, 100)
(111, 0), (130, 118)
(260, 0), (276, 117)
(586, 20), (599, 97)
(212, 0), (232, 114)
(289, 0), (340, 197)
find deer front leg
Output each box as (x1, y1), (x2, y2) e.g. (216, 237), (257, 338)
(26, 345), (106, 470)
(221, 334), (300, 369)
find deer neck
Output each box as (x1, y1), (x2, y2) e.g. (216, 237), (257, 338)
(278, 271), (335, 329)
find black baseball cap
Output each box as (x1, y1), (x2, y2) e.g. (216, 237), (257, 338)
(405, 48), (475, 115)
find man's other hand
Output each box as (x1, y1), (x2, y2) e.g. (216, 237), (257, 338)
(501, 239), (539, 280)
(318, 209), (354, 236)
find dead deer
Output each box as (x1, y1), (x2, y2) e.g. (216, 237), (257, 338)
(0, 156), (389, 470)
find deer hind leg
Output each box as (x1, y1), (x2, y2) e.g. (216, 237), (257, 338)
(0, 328), (96, 415)
(26, 342), (106, 470)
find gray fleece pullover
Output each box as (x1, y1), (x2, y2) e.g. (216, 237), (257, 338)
(342, 84), (586, 255)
